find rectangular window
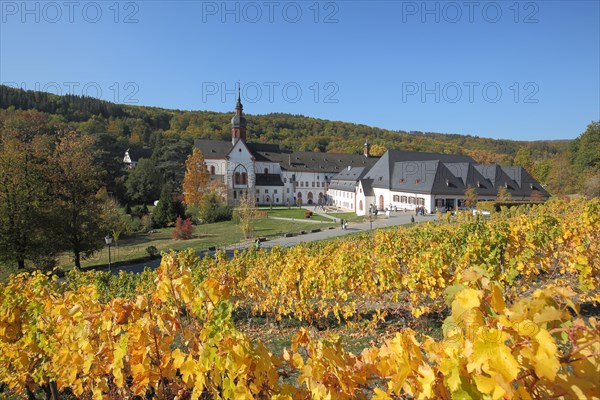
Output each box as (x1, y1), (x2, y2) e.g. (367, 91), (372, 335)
(274, 189), (278, 194)
(265, 189), (269, 194)
(436, 199), (444, 206)
(287, 188), (290, 193)
(312, 182), (315, 187)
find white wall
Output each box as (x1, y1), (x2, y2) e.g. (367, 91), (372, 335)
(255, 186), (284, 205)
(281, 170), (329, 205)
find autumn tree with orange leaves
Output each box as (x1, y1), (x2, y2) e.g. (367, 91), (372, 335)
(182, 148), (210, 207)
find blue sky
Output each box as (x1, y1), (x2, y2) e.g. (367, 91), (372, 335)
(1, 1), (598, 140)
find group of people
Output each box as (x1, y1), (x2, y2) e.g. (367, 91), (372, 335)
(340, 219), (349, 230)
(415, 206), (426, 216)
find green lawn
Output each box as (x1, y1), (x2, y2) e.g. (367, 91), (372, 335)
(327, 212), (366, 223)
(266, 208), (332, 221)
(53, 218), (335, 270)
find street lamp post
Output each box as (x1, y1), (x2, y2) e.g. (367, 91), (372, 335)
(105, 234), (113, 272)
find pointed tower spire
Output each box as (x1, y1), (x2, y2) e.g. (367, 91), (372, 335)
(235, 81), (242, 113)
(231, 81), (247, 144)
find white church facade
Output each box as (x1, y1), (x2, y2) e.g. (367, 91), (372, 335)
(194, 90), (375, 207)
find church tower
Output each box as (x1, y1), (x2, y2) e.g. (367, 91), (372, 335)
(363, 139), (371, 157)
(231, 85), (247, 144)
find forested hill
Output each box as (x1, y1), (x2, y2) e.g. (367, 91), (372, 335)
(0, 85), (566, 159)
(2, 84), (598, 197)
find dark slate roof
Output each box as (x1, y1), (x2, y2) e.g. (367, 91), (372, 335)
(248, 143), (379, 173)
(255, 173), (284, 186)
(359, 178), (375, 197)
(194, 139), (233, 159)
(501, 166), (550, 197)
(363, 150), (475, 189)
(443, 163), (498, 196)
(372, 160), (548, 197)
(329, 167), (370, 191)
(329, 180), (358, 192)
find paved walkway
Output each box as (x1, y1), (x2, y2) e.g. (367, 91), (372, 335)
(116, 210), (435, 274)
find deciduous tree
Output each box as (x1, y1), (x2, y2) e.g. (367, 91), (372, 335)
(236, 192), (258, 239)
(49, 131), (105, 269)
(0, 130), (54, 270)
(182, 148), (210, 207)
(464, 185), (478, 208)
(496, 185), (512, 201)
(125, 158), (161, 204)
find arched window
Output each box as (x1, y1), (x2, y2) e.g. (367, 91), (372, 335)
(233, 165), (248, 187)
(264, 168), (269, 174)
(210, 166), (215, 175)
(359, 200), (363, 211)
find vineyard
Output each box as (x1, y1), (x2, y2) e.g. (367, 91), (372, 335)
(1, 199), (599, 399)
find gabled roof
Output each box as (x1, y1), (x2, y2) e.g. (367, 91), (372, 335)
(329, 166), (369, 189)
(387, 160), (440, 193)
(194, 139), (233, 159)
(359, 179), (375, 197)
(248, 143), (379, 173)
(501, 166), (551, 197)
(443, 163), (497, 196)
(363, 150), (474, 189)
(386, 149), (474, 163)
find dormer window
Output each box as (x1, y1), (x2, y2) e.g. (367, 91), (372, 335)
(477, 181), (482, 188)
(445, 179), (450, 186)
